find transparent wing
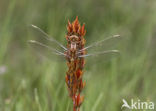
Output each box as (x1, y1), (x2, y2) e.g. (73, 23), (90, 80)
(28, 25), (67, 61)
(28, 40), (67, 62)
(79, 50), (119, 57)
(78, 35), (121, 63)
(29, 25), (67, 51)
(79, 35), (120, 53)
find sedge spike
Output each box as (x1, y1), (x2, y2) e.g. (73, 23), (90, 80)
(65, 16), (86, 111)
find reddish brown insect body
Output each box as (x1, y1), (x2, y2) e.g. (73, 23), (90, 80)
(65, 16), (86, 111)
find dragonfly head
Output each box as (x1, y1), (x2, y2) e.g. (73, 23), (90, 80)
(68, 35), (79, 42)
(68, 35), (80, 50)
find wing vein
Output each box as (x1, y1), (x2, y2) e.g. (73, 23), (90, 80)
(78, 35), (120, 52)
(28, 40), (66, 56)
(31, 24), (67, 51)
(78, 50), (119, 57)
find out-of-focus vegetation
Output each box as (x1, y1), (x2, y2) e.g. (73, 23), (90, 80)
(0, 0), (156, 111)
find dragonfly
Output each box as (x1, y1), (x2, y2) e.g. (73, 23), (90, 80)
(28, 26), (120, 61)
(28, 16), (120, 111)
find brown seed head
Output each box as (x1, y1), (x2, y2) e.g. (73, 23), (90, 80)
(67, 16), (86, 37)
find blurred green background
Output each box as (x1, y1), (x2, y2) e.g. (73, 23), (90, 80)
(0, 0), (156, 111)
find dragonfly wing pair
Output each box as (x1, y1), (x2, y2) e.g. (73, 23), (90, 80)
(28, 25), (67, 61)
(78, 34), (120, 58)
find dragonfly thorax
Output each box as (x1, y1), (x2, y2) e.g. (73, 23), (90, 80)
(71, 42), (76, 50)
